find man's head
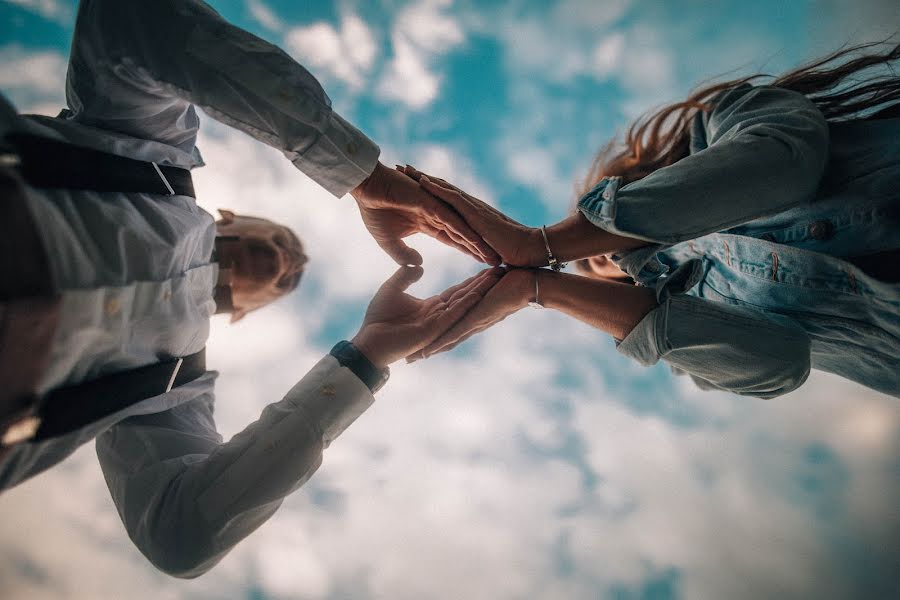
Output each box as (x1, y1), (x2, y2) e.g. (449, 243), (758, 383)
(215, 210), (308, 322)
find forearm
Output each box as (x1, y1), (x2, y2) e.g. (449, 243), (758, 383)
(74, 0), (379, 196)
(575, 86), (828, 246)
(97, 356), (374, 578)
(540, 212), (649, 264)
(538, 269), (658, 340)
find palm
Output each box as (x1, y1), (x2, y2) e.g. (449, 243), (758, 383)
(352, 266), (504, 368)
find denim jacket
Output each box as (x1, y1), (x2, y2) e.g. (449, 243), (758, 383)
(577, 84), (900, 399)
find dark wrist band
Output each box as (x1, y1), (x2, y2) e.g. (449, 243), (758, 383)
(329, 341), (390, 393)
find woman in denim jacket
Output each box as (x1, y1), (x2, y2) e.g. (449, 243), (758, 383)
(403, 42), (900, 399)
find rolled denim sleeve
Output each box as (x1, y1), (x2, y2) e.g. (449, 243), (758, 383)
(618, 294), (811, 399)
(95, 355), (374, 578)
(578, 84), (829, 245)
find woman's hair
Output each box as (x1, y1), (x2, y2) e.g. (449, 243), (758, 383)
(574, 40), (900, 274)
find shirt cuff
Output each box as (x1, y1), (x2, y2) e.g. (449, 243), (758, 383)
(291, 112), (380, 198)
(286, 354), (375, 447)
(616, 300), (669, 366)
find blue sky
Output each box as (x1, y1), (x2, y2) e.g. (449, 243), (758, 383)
(1, 1), (899, 599)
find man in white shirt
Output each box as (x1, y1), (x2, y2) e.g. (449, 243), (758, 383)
(0, 0), (500, 577)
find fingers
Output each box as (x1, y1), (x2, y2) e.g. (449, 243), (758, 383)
(382, 264), (425, 293)
(429, 201), (501, 265)
(420, 181), (501, 265)
(421, 323), (490, 359)
(421, 223), (483, 262)
(379, 238), (424, 267)
(437, 267), (502, 302)
(443, 267), (504, 304)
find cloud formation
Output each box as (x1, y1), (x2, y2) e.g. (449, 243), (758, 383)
(377, 0), (465, 109)
(1, 2), (899, 599)
(285, 12), (379, 91)
(3, 0), (72, 24)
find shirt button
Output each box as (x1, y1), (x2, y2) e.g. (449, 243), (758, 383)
(808, 220), (834, 241)
(105, 297), (121, 316)
(345, 142), (357, 156)
(163, 290), (172, 301)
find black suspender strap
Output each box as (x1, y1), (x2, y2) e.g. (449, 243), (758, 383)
(31, 348), (207, 442)
(5, 132), (195, 198)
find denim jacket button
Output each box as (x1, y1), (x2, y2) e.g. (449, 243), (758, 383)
(809, 220), (834, 241)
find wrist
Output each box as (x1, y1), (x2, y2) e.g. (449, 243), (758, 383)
(524, 227), (547, 267)
(332, 339), (391, 392)
(349, 333), (389, 370)
(536, 268), (563, 310)
(350, 161), (386, 204)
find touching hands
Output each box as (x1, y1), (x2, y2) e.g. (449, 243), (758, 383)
(352, 265), (504, 369)
(407, 267), (537, 362)
(397, 165), (547, 268)
(351, 162), (501, 266)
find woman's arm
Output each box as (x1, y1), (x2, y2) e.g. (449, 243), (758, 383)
(419, 268), (811, 399)
(573, 84), (829, 246)
(406, 84), (829, 266)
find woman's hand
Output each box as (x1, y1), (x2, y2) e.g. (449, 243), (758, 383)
(352, 266), (504, 368)
(406, 267), (537, 361)
(398, 166), (546, 267)
(351, 162), (501, 266)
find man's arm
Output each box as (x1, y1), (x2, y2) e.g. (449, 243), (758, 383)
(66, 0), (497, 263)
(95, 266), (502, 578)
(67, 0), (377, 197)
(95, 356), (372, 578)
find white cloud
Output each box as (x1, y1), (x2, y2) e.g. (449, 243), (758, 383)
(2, 12), (900, 599)
(285, 13), (378, 91)
(3, 0), (72, 24)
(593, 32), (626, 79)
(246, 0), (285, 34)
(377, 0), (465, 110)
(0, 44), (67, 113)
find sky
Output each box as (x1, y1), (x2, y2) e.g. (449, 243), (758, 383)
(1, 0), (899, 599)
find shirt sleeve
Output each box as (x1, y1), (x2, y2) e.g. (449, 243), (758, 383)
(577, 84), (829, 245)
(617, 294), (811, 399)
(66, 0), (379, 197)
(94, 354), (374, 578)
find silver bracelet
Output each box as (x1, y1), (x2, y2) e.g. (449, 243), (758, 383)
(540, 225), (566, 272)
(527, 270), (543, 309)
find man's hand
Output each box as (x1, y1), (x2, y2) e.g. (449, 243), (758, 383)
(398, 165), (546, 267)
(407, 267), (536, 361)
(352, 266), (504, 369)
(351, 162), (500, 266)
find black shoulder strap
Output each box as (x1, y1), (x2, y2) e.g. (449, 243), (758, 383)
(32, 348), (207, 442)
(5, 132), (195, 198)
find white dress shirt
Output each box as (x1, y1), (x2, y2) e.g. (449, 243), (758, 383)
(0, 0), (381, 578)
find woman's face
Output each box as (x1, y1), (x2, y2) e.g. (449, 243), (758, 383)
(583, 254), (630, 280)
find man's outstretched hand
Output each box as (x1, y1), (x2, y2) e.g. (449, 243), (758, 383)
(352, 266), (504, 369)
(351, 162), (501, 266)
